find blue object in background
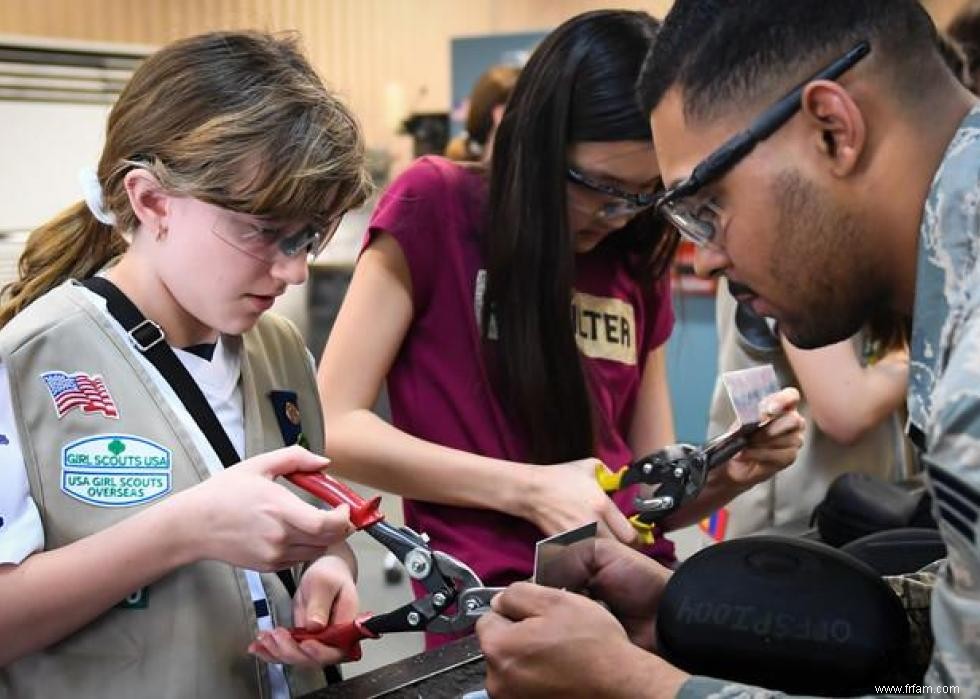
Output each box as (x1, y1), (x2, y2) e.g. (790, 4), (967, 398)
(450, 32), (543, 138)
(667, 294), (718, 444)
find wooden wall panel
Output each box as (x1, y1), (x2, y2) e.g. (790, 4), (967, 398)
(2, 0), (956, 168)
(0, 0), (669, 167)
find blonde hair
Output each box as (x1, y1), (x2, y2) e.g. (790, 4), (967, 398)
(1, 31), (371, 327)
(445, 65), (520, 162)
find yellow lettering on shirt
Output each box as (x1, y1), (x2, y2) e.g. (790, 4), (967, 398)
(570, 291), (636, 365)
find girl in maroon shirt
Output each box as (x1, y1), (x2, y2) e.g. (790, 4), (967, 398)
(319, 10), (805, 648)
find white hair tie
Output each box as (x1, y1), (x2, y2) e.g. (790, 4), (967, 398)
(78, 166), (117, 226)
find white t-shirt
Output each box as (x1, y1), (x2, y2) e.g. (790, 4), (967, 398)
(0, 288), (293, 698)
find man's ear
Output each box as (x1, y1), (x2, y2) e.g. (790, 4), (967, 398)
(800, 80), (866, 178)
(122, 168), (169, 236)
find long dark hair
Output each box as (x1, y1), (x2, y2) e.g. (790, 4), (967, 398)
(483, 10), (678, 464)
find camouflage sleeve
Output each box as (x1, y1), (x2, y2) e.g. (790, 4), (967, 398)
(675, 677), (903, 698)
(884, 569), (938, 677)
(916, 306), (980, 694)
(677, 676), (790, 698)
(676, 675), (903, 698)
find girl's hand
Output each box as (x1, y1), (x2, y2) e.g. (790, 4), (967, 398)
(248, 552), (359, 667)
(175, 446), (355, 571)
(524, 458), (638, 545)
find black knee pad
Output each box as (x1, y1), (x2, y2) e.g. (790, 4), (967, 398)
(656, 536), (909, 696)
(842, 527), (946, 576)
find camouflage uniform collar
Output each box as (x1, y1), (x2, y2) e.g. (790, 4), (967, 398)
(907, 102), (980, 443)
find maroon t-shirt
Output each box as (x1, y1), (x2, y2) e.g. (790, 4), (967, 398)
(365, 156), (675, 641)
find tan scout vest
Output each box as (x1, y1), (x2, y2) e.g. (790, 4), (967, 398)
(0, 281), (326, 699)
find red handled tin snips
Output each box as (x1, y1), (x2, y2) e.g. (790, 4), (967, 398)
(284, 471), (500, 660)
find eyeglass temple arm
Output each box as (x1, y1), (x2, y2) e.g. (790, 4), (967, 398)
(676, 40), (872, 199)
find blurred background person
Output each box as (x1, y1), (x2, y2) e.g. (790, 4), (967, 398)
(444, 64), (520, 163)
(948, 0), (980, 92)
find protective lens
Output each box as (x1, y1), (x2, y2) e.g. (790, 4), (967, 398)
(212, 209), (344, 263)
(281, 215), (344, 260)
(595, 200), (650, 221)
(660, 199), (718, 247)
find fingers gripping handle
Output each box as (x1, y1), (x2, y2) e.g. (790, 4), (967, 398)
(595, 463), (657, 544)
(595, 462), (627, 492)
(290, 613), (377, 662)
(286, 472), (384, 530)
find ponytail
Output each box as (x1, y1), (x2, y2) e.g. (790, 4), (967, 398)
(0, 202), (126, 328)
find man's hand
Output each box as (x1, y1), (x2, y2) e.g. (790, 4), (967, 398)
(476, 582), (688, 699)
(587, 539), (673, 650)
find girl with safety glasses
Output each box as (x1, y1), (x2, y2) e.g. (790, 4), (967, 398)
(0, 31), (371, 696)
(317, 10), (805, 649)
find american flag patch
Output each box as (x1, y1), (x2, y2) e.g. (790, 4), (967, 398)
(41, 371), (119, 419)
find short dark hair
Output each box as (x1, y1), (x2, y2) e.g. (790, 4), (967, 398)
(638, 0), (943, 123)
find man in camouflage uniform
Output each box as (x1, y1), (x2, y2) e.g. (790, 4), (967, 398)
(474, 1), (980, 697)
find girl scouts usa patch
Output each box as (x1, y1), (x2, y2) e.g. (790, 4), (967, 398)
(61, 434), (172, 507)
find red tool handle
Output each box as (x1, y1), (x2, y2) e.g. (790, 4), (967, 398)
(287, 472), (385, 530)
(290, 613), (378, 662)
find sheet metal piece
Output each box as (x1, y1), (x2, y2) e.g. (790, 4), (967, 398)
(310, 524), (597, 698)
(532, 521), (598, 590)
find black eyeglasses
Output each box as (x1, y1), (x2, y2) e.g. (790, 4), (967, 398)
(566, 167), (659, 220)
(656, 41), (871, 247)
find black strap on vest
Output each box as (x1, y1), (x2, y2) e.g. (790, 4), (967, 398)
(82, 277), (297, 597)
